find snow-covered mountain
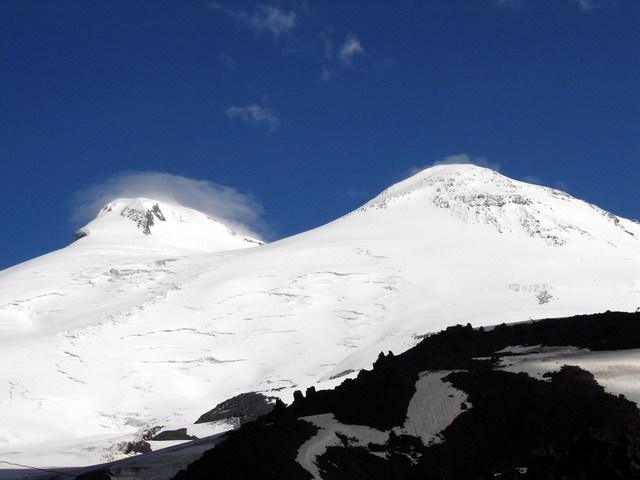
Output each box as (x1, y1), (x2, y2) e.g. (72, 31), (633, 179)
(0, 164), (639, 469)
(0, 198), (261, 340)
(74, 197), (263, 251)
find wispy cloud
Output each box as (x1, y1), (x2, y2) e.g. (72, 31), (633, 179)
(208, 3), (380, 84)
(492, 0), (522, 5)
(571, 0), (614, 10)
(407, 153), (501, 177)
(337, 33), (365, 67)
(320, 68), (334, 82)
(494, 0), (620, 10)
(522, 174), (543, 185)
(226, 100), (279, 132)
(210, 2), (297, 37)
(70, 172), (271, 239)
(320, 31), (369, 81)
(208, 2), (387, 89)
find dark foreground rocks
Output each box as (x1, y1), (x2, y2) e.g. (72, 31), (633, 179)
(172, 311), (640, 480)
(150, 428), (198, 441)
(173, 419), (318, 480)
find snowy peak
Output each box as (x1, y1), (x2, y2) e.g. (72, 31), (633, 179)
(74, 198), (263, 253)
(77, 198), (168, 237)
(359, 164), (638, 247)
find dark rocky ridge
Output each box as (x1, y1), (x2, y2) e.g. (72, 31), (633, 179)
(151, 428), (198, 442)
(173, 311), (640, 480)
(195, 391), (278, 427)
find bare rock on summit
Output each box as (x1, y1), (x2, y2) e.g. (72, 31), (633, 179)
(121, 202), (166, 235)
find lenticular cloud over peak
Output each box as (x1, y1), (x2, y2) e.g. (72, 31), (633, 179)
(70, 171), (268, 239)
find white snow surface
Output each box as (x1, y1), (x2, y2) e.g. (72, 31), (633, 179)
(396, 371), (468, 445)
(0, 431), (227, 480)
(1, 164), (639, 468)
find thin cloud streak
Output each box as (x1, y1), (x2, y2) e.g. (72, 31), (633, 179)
(226, 102), (279, 132)
(493, 0), (622, 10)
(210, 2), (297, 37)
(320, 31), (368, 81)
(207, 4), (378, 84)
(571, 0), (616, 10)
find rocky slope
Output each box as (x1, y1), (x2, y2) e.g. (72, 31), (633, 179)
(172, 311), (640, 480)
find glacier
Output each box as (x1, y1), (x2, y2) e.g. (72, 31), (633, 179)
(0, 164), (638, 469)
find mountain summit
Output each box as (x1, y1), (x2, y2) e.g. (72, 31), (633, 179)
(0, 164), (638, 468)
(358, 164), (637, 247)
(73, 197), (262, 252)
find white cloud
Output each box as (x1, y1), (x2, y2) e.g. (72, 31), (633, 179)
(570, 0), (619, 10)
(209, 4), (377, 83)
(226, 101), (279, 132)
(338, 33), (365, 67)
(210, 2), (297, 37)
(407, 153), (501, 177)
(70, 172), (270, 239)
(494, 0), (619, 10)
(251, 5), (297, 36)
(319, 31), (368, 80)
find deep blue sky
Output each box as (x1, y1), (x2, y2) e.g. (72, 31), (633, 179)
(1, 0), (638, 270)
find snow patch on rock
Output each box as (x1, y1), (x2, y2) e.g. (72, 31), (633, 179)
(296, 371), (468, 478)
(395, 371), (468, 445)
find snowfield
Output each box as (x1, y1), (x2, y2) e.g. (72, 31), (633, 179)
(1, 164), (639, 469)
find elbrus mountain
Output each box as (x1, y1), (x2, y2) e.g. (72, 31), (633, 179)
(0, 164), (639, 477)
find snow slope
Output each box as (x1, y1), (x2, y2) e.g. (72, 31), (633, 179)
(0, 198), (261, 340)
(0, 165), (639, 468)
